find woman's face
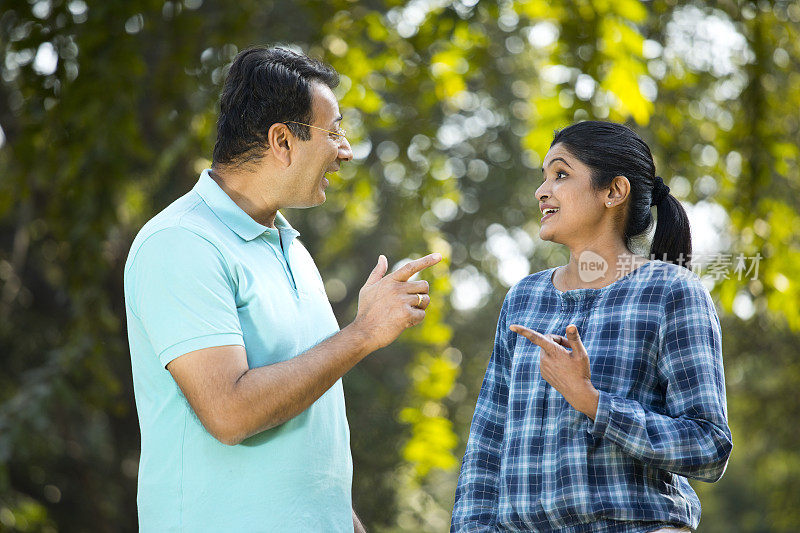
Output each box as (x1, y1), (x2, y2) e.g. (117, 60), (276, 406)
(535, 143), (609, 245)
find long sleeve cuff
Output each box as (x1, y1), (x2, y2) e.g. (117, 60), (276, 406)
(588, 389), (611, 438)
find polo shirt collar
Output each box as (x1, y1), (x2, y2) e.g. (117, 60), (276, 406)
(274, 211), (299, 239)
(194, 169), (299, 242)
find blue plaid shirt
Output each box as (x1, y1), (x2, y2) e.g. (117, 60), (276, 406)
(451, 261), (732, 532)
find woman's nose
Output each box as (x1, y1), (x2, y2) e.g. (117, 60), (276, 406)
(535, 182), (549, 201)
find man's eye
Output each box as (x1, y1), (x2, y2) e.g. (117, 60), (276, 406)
(556, 171), (567, 179)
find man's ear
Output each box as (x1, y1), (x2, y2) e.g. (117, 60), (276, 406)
(267, 122), (292, 167)
(605, 175), (631, 207)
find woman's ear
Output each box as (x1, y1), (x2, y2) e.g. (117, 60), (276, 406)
(605, 175), (631, 207)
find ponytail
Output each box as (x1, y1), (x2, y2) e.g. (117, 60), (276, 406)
(650, 193), (693, 269)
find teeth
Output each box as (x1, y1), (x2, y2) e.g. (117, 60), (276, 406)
(543, 208), (559, 215)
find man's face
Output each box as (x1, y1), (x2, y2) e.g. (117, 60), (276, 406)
(288, 82), (353, 207)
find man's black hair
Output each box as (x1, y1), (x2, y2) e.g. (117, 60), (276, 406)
(212, 46), (339, 167)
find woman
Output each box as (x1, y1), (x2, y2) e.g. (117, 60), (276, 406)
(451, 121), (732, 532)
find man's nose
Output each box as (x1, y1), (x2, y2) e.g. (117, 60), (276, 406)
(338, 136), (353, 162)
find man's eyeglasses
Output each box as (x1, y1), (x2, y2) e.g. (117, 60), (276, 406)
(285, 121), (347, 140)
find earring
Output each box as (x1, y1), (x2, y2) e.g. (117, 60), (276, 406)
(607, 201), (612, 206)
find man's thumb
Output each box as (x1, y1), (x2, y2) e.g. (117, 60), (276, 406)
(566, 324), (581, 341)
(365, 255), (388, 286)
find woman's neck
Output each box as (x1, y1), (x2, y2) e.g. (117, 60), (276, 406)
(555, 242), (647, 291)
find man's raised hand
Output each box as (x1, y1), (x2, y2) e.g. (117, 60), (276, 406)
(353, 253), (442, 352)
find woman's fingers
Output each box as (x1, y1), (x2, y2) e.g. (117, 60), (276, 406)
(549, 334), (567, 346)
(548, 334), (575, 354)
(510, 326), (579, 359)
(509, 325), (543, 346)
(509, 325), (560, 352)
(564, 324), (587, 356)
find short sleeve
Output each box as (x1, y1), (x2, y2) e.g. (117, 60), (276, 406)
(126, 226), (244, 367)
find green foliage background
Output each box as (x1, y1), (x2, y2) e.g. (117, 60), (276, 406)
(1, 0), (798, 531)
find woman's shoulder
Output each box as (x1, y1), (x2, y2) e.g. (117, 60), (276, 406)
(643, 260), (708, 291)
(637, 260), (717, 314)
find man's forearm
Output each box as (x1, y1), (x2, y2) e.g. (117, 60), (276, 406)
(190, 252), (439, 445)
(219, 324), (372, 444)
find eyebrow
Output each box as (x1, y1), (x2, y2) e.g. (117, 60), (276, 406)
(542, 157), (573, 171)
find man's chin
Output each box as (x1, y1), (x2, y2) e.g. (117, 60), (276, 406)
(284, 194), (326, 210)
(308, 190), (326, 207)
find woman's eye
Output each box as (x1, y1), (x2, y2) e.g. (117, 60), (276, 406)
(556, 171), (567, 179)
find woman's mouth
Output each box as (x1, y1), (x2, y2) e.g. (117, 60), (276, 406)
(541, 207), (559, 222)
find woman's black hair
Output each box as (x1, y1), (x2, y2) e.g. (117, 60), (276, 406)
(212, 46), (339, 167)
(551, 121), (692, 269)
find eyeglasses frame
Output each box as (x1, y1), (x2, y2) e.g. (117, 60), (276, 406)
(284, 120), (347, 140)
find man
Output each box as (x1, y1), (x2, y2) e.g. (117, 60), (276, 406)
(124, 47), (440, 532)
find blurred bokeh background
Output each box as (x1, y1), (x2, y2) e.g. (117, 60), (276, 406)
(1, 0), (799, 531)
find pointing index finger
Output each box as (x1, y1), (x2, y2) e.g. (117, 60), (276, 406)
(390, 253), (442, 282)
(509, 325), (559, 351)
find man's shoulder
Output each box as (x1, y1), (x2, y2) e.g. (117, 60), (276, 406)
(125, 191), (224, 274)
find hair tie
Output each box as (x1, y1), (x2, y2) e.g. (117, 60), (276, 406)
(651, 176), (670, 206)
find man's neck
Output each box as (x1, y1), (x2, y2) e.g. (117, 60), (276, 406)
(209, 166), (279, 228)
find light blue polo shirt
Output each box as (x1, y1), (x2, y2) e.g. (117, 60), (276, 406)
(124, 170), (353, 532)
